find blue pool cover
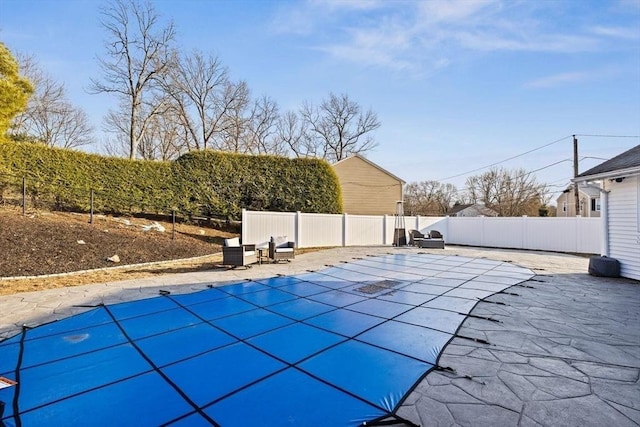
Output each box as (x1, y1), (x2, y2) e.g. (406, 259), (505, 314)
(0, 253), (533, 426)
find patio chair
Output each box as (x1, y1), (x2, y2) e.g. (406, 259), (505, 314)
(408, 229), (427, 246)
(222, 237), (258, 268)
(269, 236), (295, 263)
(417, 230), (445, 249)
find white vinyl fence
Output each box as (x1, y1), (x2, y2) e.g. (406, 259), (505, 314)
(242, 210), (601, 254)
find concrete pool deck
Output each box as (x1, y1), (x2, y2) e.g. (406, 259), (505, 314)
(1, 246), (639, 426)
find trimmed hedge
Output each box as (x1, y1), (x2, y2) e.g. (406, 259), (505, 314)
(0, 140), (174, 213)
(174, 151), (342, 218)
(0, 140), (342, 219)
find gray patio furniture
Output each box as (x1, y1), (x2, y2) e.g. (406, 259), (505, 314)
(417, 230), (445, 249)
(408, 229), (427, 246)
(429, 230), (443, 239)
(269, 235), (295, 262)
(222, 237), (258, 268)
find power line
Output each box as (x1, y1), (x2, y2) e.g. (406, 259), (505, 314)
(575, 134), (640, 138)
(422, 158), (574, 197)
(436, 135), (572, 181)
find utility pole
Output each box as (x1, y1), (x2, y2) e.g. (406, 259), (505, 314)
(573, 135), (580, 216)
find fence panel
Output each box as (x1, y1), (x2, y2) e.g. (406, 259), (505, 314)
(243, 210), (602, 254)
(300, 213), (343, 248)
(576, 218), (601, 253)
(525, 217), (575, 252)
(446, 218), (482, 246)
(481, 217), (525, 248)
(416, 217), (449, 237)
(346, 215), (385, 246)
(242, 210), (297, 247)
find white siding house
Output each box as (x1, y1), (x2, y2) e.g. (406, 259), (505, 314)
(574, 145), (640, 281)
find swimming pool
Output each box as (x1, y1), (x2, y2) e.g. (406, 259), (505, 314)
(0, 253), (533, 426)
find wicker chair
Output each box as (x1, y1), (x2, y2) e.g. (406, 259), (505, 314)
(268, 236), (295, 263)
(222, 237), (258, 268)
(417, 230), (445, 249)
(408, 229), (427, 246)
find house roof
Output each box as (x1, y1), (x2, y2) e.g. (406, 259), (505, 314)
(447, 204), (472, 215)
(447, 203), (498, 216)
(557, 183), (601, 199)
(333, 154), (406, 184)
(575, 145), (640, 182)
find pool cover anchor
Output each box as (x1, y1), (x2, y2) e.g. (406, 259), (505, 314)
(361, 413), (420, 426)
(72, 303), (104, 308)
(455, 334), (492, 345)
(478, 298), (509, 306)
(497, 291), (520, 296)
(435, 365), (488, 385)
(464, 313), (502, 323)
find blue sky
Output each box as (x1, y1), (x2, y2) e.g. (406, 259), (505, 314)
(1, 0), (639, 202)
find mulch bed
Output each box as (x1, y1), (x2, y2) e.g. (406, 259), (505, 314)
(0, 209), (227, 277)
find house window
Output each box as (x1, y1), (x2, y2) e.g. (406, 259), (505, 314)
(591, 198), (601, 212)
(562, 201), (567, 212)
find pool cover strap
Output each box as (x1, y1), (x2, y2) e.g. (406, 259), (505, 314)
(102, 305), (219, 426)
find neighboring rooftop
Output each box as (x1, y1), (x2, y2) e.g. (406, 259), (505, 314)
(447, 203), (498, 217)
(333, 154), (406, 184)
(560, 183), (601, 198)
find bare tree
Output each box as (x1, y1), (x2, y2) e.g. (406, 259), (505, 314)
(465, 168), (549, 217)
(300, 92), (380, 163)
(11, 54), (93, 148)
(162, 50), (231, 151)
(90, 0), (175, 159)
(404, 181), (459, 216)
(218, 80), (251, 153)
(137, 105), (188, 160)
(246, 95), (282, 155)
(277, 110), (318, 158)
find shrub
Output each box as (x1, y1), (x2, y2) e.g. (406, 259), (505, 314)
(0, 141), (342, 220)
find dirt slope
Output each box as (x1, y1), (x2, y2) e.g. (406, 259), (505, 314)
(0, 207), (235, 294)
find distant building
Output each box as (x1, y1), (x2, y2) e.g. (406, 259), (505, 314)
(555, 184), (601, 217)
(574, 145), (640, 281)
(446, 203), (498, 217)
(332, 155), (405, 215)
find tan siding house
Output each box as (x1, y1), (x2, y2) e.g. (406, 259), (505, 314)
(556, 184), (602, 217)
(332, 155), (405, 215)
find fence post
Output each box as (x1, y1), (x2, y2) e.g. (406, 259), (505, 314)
(295, 211), (301, 249)
(383, 214), (388, 245)
(89, 189), (94, 224)
(242, 209), (247, 242)
(342, 213), (348, 247)
(22, 177), (26, 216)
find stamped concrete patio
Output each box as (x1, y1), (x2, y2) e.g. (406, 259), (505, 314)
(1, 246), (638, 426)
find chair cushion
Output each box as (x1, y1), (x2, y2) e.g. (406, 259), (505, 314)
(429, 230), (443, 239)
(272, 235), (288, 248)
(275, 247), (294, 253)
(225, 237), (240, 247)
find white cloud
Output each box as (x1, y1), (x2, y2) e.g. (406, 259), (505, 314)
(310, 0), (385, 11)
(271, 0), (638, 76)
(416, 0), (496, 24)
(454, 32), (600, 52)
(525, 72), (589, 89)
(590, 25), (640, 40)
